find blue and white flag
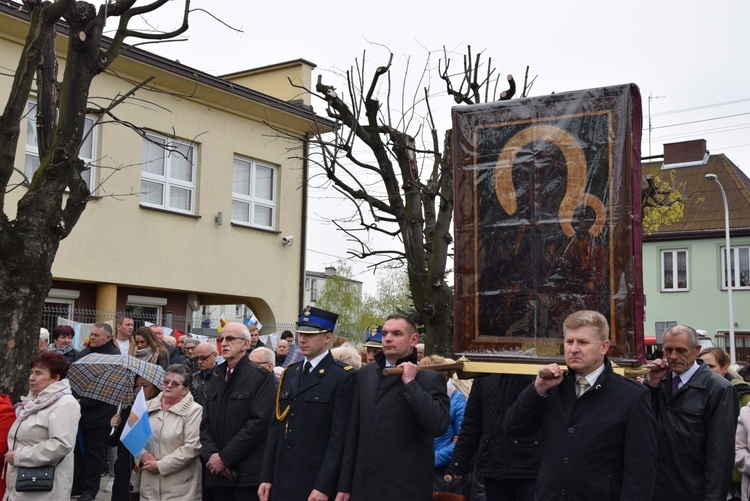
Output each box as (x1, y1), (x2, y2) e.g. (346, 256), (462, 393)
(120, 387), (151, 457)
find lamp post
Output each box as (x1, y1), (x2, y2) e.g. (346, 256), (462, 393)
(705, 173), (735, 364)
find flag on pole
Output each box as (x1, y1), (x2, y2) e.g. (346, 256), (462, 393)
(120, 387), (152, 457)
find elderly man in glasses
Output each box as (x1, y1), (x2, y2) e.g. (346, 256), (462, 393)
(200, 322), (276, 501)
(190, 342), (218, 407)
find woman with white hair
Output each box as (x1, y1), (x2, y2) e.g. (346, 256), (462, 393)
(331, 344), (362, 370)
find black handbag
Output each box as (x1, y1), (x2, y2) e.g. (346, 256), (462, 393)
(15, 465), (55, 492)
(11, 422), (58, 492)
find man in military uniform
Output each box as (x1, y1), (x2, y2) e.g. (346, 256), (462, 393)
(258, 306), (357, 501)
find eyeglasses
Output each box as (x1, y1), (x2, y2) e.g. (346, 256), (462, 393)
(163, 379), (184, 388)
(217, 335), (245, 343)
(197, 353), (216, 361)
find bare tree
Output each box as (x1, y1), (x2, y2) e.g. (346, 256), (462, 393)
(295, 46), (533, 355)
(0, 0), (194, 398)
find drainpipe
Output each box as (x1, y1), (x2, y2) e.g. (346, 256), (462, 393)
(299, 132), (310, 314)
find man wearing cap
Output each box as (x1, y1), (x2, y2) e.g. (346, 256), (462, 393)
(258, 306), (357, 501)
(363, 327), (382, 364)
(336, 314), (449, 501)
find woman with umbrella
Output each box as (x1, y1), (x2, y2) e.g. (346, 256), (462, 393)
(3, 351), (81, 499)
(135, 364), (202, 500)
(109, 376), (161, 501)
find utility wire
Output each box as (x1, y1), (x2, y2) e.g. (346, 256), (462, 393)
(652, 111), (750, 130)
(652, 97), (750, 117)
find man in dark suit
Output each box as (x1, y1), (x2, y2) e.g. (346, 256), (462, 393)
(258, 307), (356, 501)
(646, 324), (737, 501)
(336, 314), (449, 501)
(200, 322), (276, 501)
(503, 310), (657, 501)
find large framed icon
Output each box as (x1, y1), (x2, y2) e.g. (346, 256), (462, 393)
(452, 84), (645, 364)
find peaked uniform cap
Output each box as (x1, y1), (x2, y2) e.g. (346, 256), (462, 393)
(297, 306), (338, 334)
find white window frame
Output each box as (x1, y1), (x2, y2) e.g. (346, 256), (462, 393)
(661, 249), (689, 292)
(721, 245), (750, 290)
(141, 132), (196, 215)
(25, 99), (98, 188)
(231, 156), (277, 230)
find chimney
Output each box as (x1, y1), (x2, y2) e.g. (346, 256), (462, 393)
(662, 139), (709, 169)
(324, 266), (336, 277)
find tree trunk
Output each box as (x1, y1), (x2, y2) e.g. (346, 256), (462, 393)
(0, 222), (61, 398)
(422, 283), (454, 357)
(0, 3), (102, 400)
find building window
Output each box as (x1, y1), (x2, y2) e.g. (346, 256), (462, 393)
(661, 249), (688, 291)
(232, 156), (277, 229)
(25, 99), (97, 188)
(141, 133), (196, 214)
(722, 245), (750, 290)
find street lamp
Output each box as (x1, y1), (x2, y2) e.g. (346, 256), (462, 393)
(705, 173), (735, 364)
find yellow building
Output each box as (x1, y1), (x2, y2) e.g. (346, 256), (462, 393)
(0, 3), (332, 333)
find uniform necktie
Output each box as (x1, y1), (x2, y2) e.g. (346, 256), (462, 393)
(672, 375), (681, 396)
(576, 377), (590, 398)
(225, 366), (233, 383)
(300, 361), (311, 383)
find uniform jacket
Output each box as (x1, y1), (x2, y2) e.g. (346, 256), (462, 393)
(135, 392), (203, 501)
(200, 355), (275, 488)
(650, 360), (738, 501)
(260, 351), (357, 500)
(75, 341), (120, 428)
(504, 358), (657, 501)
(434, 388), (466, 468)
(338, 349), (450, 501)
(448, 374), (540, 480)
(4, 379), (81, 500)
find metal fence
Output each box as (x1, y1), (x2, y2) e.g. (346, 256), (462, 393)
(41, 305), (298, 339)
(715, 332), (750, 363)
(40, 305), (197, 333)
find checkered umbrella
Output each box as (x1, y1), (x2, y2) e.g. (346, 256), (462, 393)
(68, 353), (165, 406)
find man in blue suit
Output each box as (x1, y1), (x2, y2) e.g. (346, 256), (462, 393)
(259, 306), (356, 501)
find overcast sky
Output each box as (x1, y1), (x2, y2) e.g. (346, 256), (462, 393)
(134, 0), (750, 294)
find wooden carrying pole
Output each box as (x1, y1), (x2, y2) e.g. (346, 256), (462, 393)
(382, 362), (464, 376)
(382, 360), (654, 379)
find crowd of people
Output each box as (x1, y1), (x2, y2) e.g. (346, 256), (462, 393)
(5, 309), (750, 500)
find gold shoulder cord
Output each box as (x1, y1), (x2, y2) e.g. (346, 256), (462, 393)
(275, 367), (291, 421)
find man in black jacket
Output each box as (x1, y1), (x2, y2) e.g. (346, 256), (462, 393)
(201, 322), (275, 501)
(647, 324), (738, 501)
(447, 374), (540, 500)
(259, 306), (356, 501)
(191, 341), (217, 407)
(72, 322), (121, 501)
(504, 310), (657, 501)
(336, 314), (449, 501)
